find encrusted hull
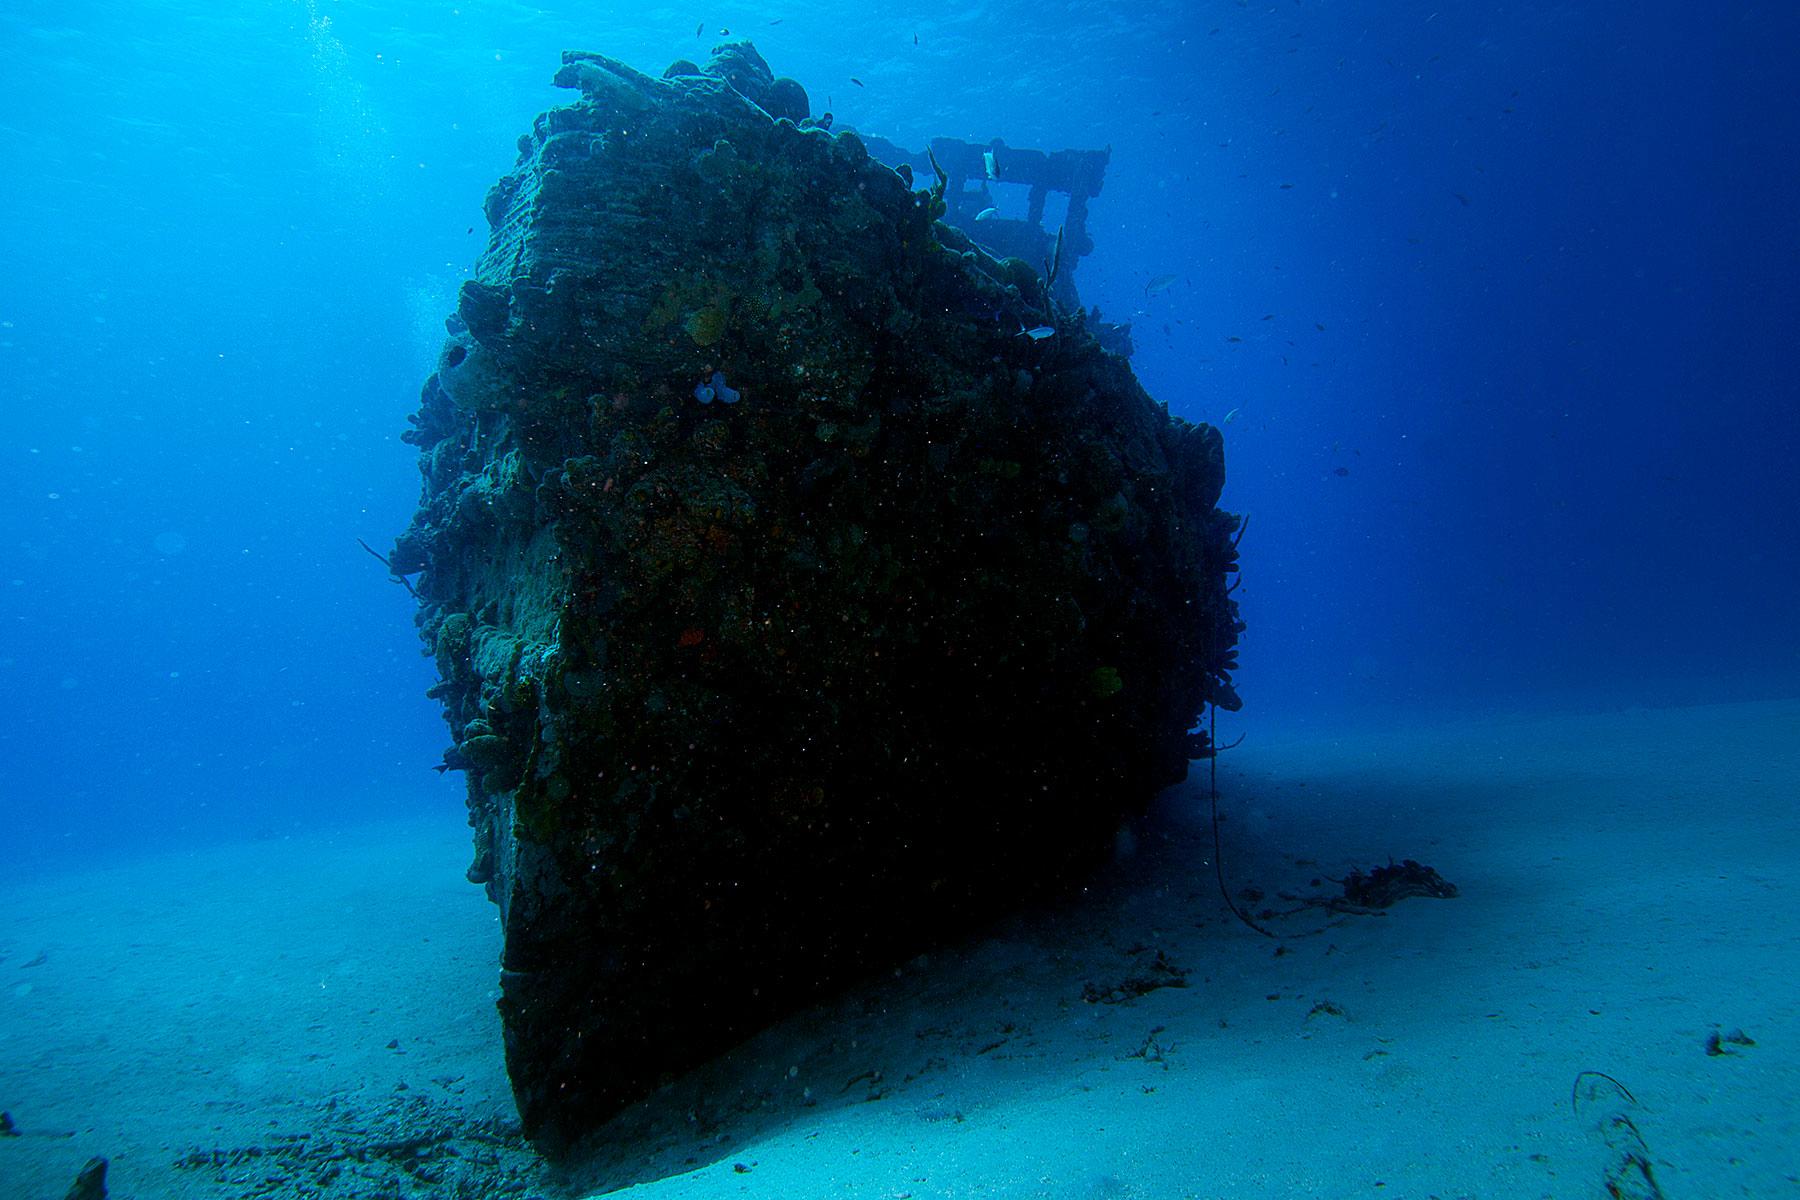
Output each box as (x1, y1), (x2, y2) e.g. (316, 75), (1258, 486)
(392, 45), (1242, 1149)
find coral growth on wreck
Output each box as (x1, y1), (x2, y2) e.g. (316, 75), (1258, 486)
(391, 41), (1242, 1149)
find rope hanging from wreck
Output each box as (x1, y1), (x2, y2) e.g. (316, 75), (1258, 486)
(1208, 509), (1276, 939)
(1209, 701), (1275, 939)
(357, 536), (420, 599)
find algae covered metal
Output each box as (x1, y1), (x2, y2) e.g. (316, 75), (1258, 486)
(390, 42), (1243, 1149)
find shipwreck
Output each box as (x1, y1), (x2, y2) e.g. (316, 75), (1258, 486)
(389, 42), (1243, 1149)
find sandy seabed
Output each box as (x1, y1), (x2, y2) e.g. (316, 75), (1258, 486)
(3, 699), (1797, 1199)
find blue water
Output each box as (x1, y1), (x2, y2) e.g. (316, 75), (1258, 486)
(2, 1), (1795, 868)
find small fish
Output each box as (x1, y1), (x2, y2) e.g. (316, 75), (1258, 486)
(1314, 322), (1325, 331)
(850, 77), (864, 87)
(1279, 182), (1294, 189)
(1453, 192), (1470, 206)
(695, 21), (704, 36)
(914, 33), (919, 44)
(1143, 273), (1177, 297)
(975, 207), (999, 221)
(1021, 325), (1055, 340)
(1223, 408), (1241, 424)
(1225, 335), (1243, 343)
(1333, 466), (1349, 477)
(1261, 313), (1275, 321)
(768, 17), (783, 24)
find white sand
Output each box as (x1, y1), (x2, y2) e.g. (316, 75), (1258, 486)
(3, 699), (1796, 1199)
